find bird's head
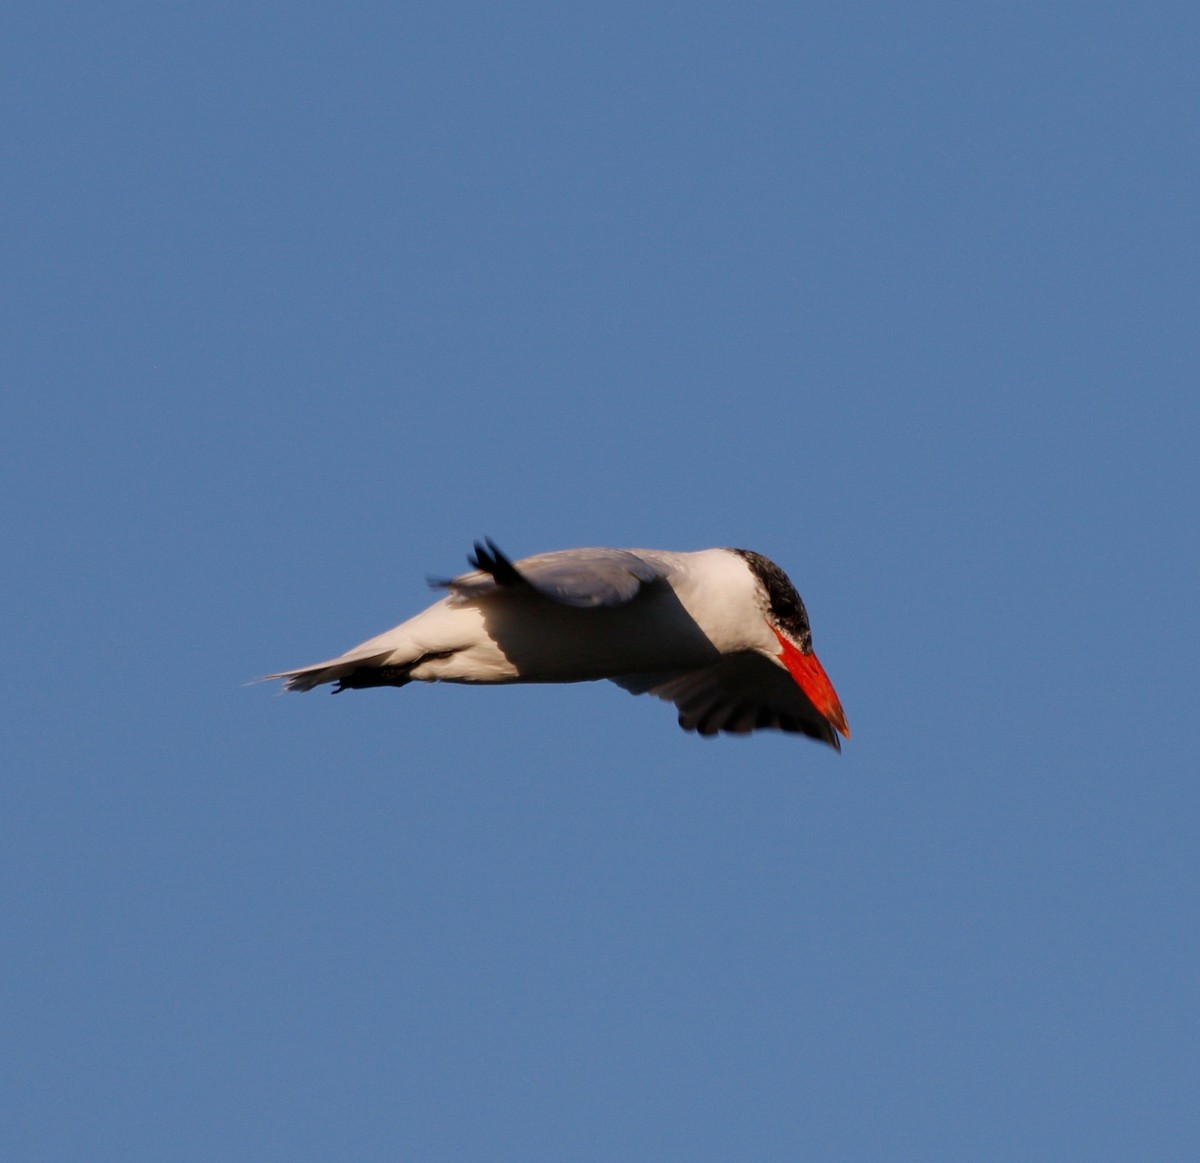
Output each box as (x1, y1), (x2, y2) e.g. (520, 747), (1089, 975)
(735, 548), (850, 743)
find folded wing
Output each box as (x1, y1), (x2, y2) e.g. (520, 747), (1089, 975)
(438, 540), (662, 608)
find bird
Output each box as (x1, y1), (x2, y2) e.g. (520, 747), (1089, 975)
(266, 540), (850, 749)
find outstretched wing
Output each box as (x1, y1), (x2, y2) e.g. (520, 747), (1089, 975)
(611, 653), (841, 749)
(437, 540), (662, 608)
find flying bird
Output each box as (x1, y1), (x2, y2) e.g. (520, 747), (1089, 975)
(267, 541), (849, 748)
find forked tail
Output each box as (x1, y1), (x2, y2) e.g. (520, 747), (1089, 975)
(264, 649), (454, 693)
(263, 651), (401, 693)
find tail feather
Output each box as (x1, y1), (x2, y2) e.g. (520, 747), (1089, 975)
(263, 651), (397, 693)
(264, 648), (457, 693)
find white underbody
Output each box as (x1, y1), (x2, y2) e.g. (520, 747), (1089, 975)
(297, 549), (777, 684)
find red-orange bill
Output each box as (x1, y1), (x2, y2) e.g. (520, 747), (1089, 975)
(770, 627), (850, 739)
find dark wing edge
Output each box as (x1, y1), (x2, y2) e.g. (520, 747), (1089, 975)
(610, 654), (841, 749)
(432, 540), (661, 608)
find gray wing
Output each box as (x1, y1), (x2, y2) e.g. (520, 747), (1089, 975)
(611, 654), (841, 749)
(437, 540), (662, 608)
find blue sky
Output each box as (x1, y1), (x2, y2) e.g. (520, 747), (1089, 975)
(3, 3), (1197, 1158)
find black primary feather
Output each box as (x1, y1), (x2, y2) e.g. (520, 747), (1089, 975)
(468, 539), (527, 588)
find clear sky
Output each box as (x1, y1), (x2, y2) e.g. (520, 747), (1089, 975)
(4, 3), (1197, 1159)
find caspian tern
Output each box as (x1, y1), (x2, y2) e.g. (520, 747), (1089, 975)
(267, 541), (850, 748)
